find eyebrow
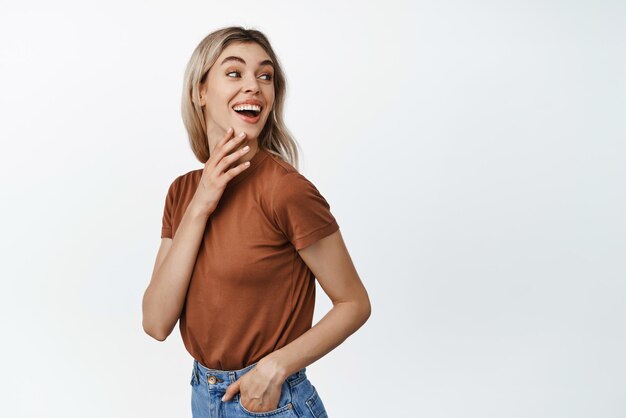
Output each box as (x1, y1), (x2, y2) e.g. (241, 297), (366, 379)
(220, 56), (275, 70)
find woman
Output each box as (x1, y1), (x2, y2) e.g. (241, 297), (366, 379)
(142, 26), (371, 418)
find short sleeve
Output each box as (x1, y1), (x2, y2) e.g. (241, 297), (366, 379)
(271, 172), (339, 251)
(161, 177), (179, 239)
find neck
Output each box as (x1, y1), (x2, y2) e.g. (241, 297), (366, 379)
(215, 137), (260, 171)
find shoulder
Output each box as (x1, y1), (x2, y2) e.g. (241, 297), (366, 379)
(260, 151), (320, 200)
(178, 168), (203, 184)
(266, 170), (332, 215)
(168, 168), (203, 191)
(259, 153), (338, 250)
(263, 150), (299, 175)
(163, 168), (202, 206)
(252, 150), (327, 216)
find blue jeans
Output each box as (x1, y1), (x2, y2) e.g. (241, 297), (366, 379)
(190, 359), (329, 418)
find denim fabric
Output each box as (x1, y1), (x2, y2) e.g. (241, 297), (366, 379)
(190, 359), (329, 418)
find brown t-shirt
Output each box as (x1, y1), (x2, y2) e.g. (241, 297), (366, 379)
(160, 147), (340, 370)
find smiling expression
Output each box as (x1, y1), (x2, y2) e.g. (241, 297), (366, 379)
(199, 42), (276, 152)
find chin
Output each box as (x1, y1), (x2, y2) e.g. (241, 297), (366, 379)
(236, 123), (266, 137)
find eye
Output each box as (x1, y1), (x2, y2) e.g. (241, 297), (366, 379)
(226, 70), (273, 81)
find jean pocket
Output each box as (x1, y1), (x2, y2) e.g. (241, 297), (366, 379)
(237, 397), (297, 417)
(305, 385), (328, 418)
(237, 385), (298, 418)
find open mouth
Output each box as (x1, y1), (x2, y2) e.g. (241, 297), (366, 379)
(232, 105), (262, 123)
(233, 108), (261, 118)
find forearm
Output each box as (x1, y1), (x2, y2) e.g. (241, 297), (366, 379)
(264, 300), (371, 381)
(142, 197), (211, 340)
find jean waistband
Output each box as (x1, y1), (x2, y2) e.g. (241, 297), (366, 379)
(193, 359), (307, 388)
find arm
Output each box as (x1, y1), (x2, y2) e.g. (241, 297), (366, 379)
(141, 196), (212, 341)
(261, 228), (372, 380)
(142, 128), (254, 341)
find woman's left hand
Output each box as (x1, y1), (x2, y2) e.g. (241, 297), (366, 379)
(221, 358), (286, 412)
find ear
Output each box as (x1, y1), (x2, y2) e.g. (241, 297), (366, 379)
(197, 76), (211, 106)
(198, 87), (206, 106)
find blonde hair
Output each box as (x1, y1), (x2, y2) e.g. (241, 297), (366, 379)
(181, 26), (300, 170)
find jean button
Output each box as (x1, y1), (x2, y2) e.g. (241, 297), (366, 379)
(208, 375), (217, 384)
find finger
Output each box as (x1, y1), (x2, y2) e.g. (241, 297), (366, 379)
(222, 157), (251, 180)
(206, 128), (235, 169)
(215, 131), (247, 166)
(218, 128), (248, 155)
(216, 127), (234, 149)
(216, 142), (250, 173)
(222, 380), (240, 402)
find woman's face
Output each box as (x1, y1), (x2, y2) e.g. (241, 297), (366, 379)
(199, 42), (275, 150)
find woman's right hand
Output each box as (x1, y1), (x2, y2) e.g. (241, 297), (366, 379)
(192, 127), (251, 216)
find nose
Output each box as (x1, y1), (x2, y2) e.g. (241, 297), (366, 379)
(242, 76), (261, 94)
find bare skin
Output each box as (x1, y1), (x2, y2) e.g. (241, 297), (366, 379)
(144, 41), (371, 414)
(143, 41), (273, 340)
(142, 128), (253, 340)
(222, 230), (371, 413)
(198, 41), (275, 174)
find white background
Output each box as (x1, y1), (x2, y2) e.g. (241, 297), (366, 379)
(1, 0), (625, 417)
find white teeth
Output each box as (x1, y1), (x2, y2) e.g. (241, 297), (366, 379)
(233, 104), (261, 112)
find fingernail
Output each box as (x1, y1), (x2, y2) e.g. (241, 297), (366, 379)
(239, 132), (245, 137)
(221, 395), (226, 402)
